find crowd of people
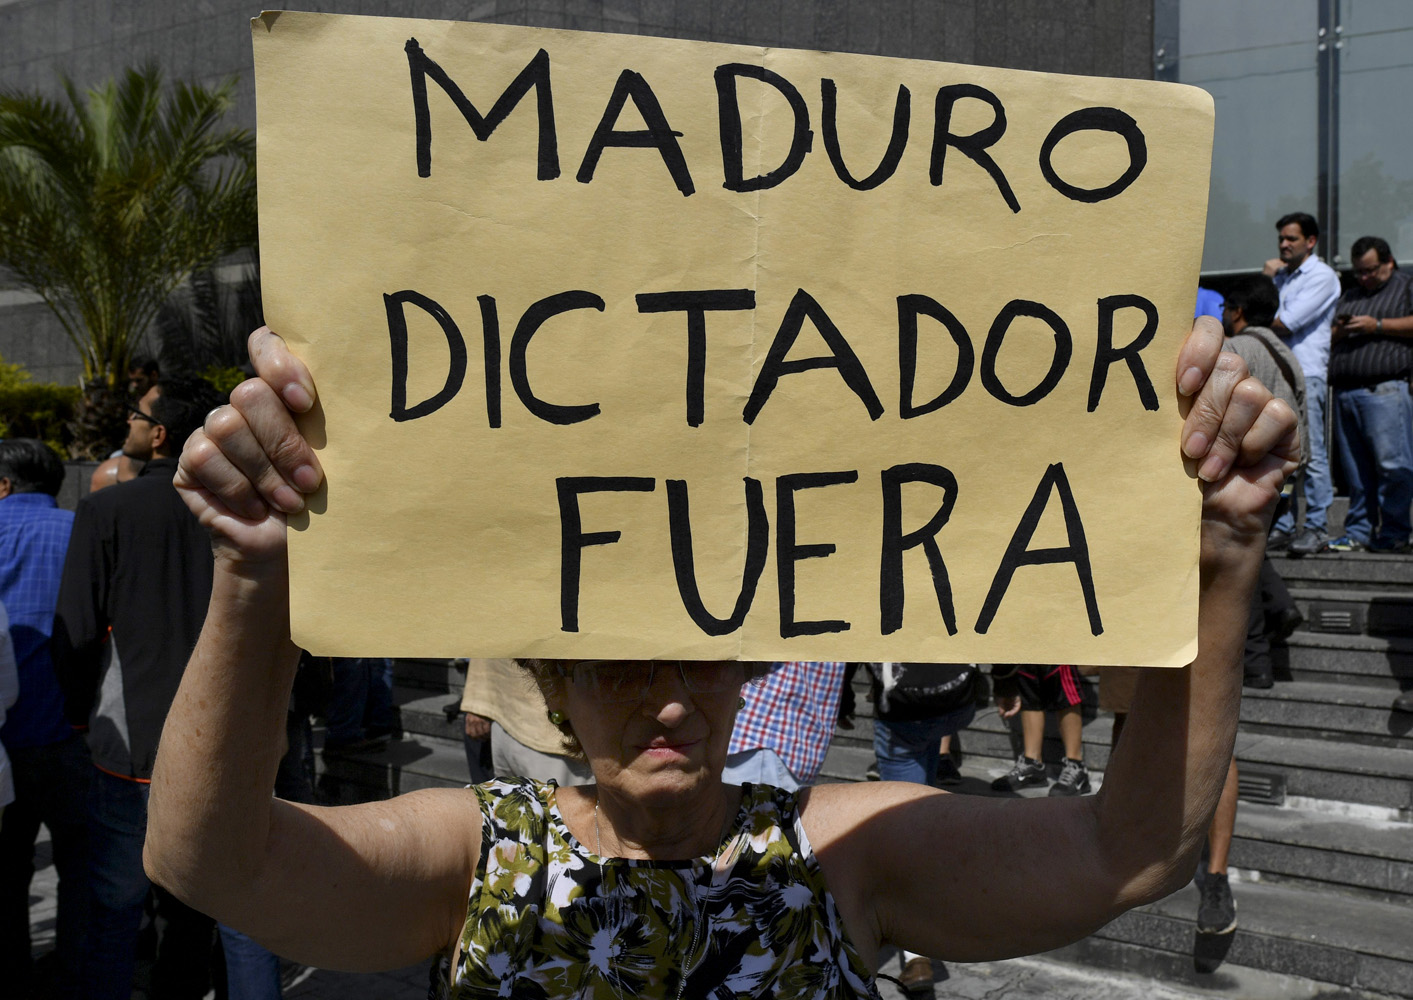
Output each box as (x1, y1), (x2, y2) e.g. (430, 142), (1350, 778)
(1232, 213), (1413, 559)
(1205, 215), (1412, 716)
(5, 207), (1407, 998)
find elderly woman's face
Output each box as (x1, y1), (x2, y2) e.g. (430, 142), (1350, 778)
(548, 661), (747, 800)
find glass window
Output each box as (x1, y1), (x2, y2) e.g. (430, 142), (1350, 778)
(1175, 1), (1320, 273)
(1336, 2), (1413, 264)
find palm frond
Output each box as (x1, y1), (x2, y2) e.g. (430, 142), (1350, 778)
(0, 65), (258, 454)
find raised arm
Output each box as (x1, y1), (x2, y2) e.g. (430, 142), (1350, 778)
(807, 317), (1301, 966)
(143, 328), (482, 971)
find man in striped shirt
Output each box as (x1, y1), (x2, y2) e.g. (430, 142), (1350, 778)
(1328, 235), (1413, 553)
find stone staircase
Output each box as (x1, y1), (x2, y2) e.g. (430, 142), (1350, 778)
(821, 547), (1413, 999)
(312, 658), (473, 804)
(312, 551), (1413, 999)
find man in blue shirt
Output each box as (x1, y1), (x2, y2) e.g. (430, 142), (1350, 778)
(1262, 212), (1340, 555)
(0, 439), (88, 999)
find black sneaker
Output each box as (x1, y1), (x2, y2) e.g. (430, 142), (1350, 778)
(935, 757), (963, 787)
(1273, 606), (1304, 640)
(1265, 528), (1293, 553)
(1197, 871), (1237, 934)
(1047, 758), (1091, 796)
(1287, 528), (1328, 557)
(991, 755), (1047, 791)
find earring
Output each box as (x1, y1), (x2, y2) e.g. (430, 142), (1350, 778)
(737, 697), (746, 710)
(547, 709), (567, 726)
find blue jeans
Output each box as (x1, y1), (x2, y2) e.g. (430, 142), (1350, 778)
(0, 734), (90, 999)
(1332, 379), (1413, 547)
(326, 657), (395, 744)
(220, 924), (281, 999)
(874, 707), (976, 786)
(1275, 372), (1331, 534)
(83, 769), (213, 1000)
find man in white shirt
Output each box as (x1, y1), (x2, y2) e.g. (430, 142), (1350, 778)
(1263, 212), (1340, 556)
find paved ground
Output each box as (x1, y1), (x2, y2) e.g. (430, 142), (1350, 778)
(28, 826), (1334, 1000)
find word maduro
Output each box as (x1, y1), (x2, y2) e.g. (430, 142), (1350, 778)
(406, 40), (1148, 207)
(558, 463), (1100, 640)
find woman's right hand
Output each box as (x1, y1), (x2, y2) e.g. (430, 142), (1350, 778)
(175, 327), (324, 566)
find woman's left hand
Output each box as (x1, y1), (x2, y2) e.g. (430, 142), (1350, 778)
(1174, 316), (1301, 542)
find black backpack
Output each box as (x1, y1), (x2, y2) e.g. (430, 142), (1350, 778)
(869, 662), (981, 721)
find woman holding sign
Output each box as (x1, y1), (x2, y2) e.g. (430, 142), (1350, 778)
(145, 318), (1297, 998)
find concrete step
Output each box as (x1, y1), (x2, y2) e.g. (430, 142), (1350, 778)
(822, 751), (1413, 905)
(1228, 800), (1413, 905)
(838, 706), (1413, 813)
(314, 732), (470, 804)
(1231, 729), (1413, 814)
(393, 687), (465, 742)
(1082, 874), (1413, 998)
(1239, 680), (1413, 750)
(1289, 587), (1413, 639)
(1273, 549), (1413, 592)
(390, 657), (466, 695)
(1039, 940), (1397, 1000)
(1279, 632), (1413, 689)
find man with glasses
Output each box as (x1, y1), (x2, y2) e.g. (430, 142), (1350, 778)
(1262, 212), (1341, 556)
(1327, 235), (1413, 557)
(52, 376), (225, 1000)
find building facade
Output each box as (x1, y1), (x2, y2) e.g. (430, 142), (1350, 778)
(0, 0), (1154, 384)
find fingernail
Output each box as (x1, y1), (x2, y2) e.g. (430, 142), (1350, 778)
(283, 383), (313, 412)
(1198, 454), (1227, 482)
(293, 464), (321, 492)
(1179, 367), (1204, 396)
(1183, 431), (1209, 458)
(273, 485), (304, 513)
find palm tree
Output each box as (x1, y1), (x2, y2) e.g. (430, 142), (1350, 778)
(0, 66), (256, 456)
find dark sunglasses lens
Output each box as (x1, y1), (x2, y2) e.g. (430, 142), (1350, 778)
(681, 662), (744, 692)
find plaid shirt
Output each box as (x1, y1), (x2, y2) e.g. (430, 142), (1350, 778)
(728, 661), (845, 783)
(0, 493), (74, 749)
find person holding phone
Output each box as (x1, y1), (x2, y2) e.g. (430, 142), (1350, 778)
(1327, 235), (1413, 556)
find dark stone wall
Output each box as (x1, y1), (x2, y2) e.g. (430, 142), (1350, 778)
(0, 292), (73, 383)
(57, 460), (98, 511)
(0, 0), (1154, 384)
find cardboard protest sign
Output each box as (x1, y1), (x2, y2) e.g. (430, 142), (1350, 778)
(252, 11), (1214, 664)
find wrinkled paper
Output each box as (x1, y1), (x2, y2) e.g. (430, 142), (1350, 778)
(252, 11), (1214, 664)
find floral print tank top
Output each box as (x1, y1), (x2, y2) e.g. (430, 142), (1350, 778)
(430, 777), (882, 999)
